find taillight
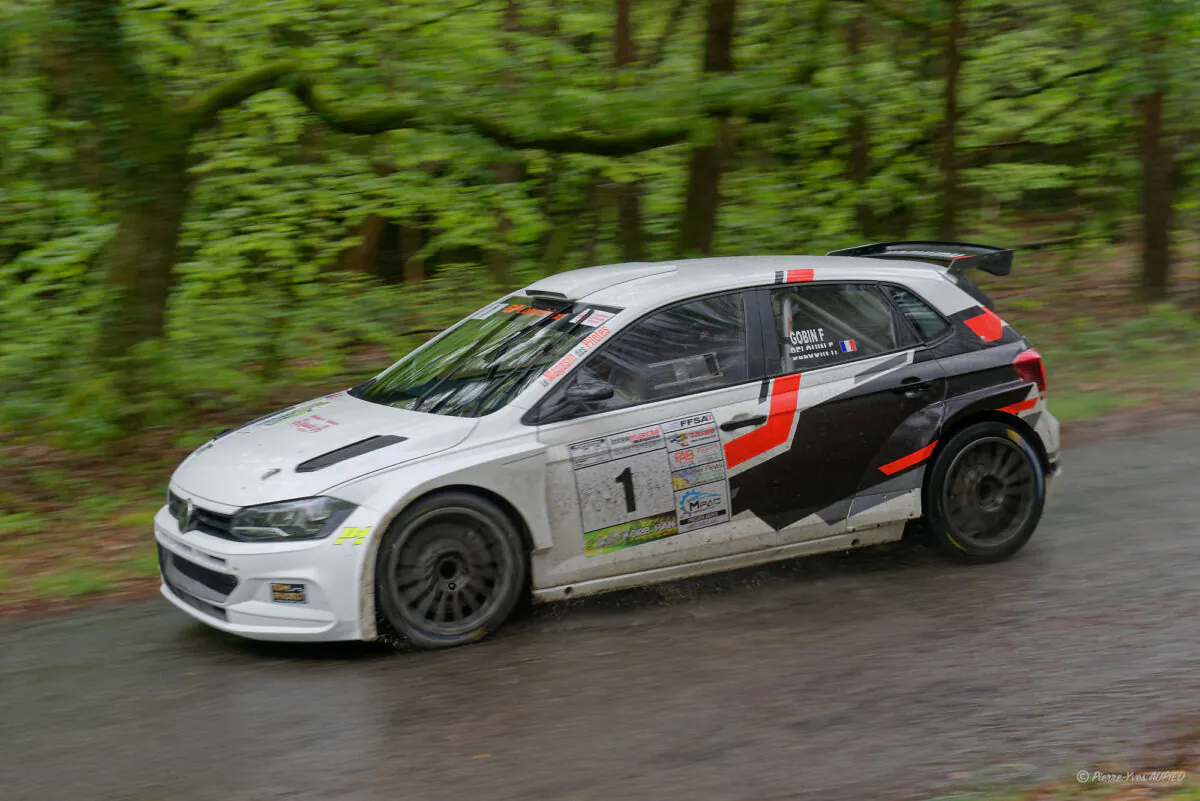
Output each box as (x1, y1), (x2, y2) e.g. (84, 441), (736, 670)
(1013, 348), (1046, 393)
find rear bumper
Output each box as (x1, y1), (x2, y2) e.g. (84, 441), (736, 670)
(154, 506), (371, 642)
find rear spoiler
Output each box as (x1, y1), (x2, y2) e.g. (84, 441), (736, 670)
(826, 241), (1013, 276)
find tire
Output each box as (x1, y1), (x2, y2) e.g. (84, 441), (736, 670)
(374, 492), (527, 651)
(922, 421), (1046, 563)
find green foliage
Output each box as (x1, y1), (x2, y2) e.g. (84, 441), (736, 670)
(2, 0), (1200, 451)
(30, 567), (112, 599)
(112, 509), (159, 530)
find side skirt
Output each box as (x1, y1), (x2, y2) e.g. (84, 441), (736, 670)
(531, 521), (906, 603)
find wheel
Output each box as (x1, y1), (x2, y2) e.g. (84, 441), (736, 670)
(374, 492), (527, 650)
(922, 421), (1046, 563)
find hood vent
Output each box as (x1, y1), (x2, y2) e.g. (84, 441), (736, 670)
(295, 435), (407, 473)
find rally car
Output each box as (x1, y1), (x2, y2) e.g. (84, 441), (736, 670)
(156, 241), (1061, 649)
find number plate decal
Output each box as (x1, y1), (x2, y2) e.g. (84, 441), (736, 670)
(569, 412), (731, 556)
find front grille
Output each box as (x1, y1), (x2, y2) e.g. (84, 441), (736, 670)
(168, 490), (236, 540)
(163, 570), (229, 621)
(192, 507), (234, 539)
(158, 544), (238, 599)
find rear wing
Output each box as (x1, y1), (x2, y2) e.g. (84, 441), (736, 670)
(826, 241), (1013, 277)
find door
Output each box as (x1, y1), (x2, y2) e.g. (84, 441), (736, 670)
(726, 282), (947, 544)
(532, 291), (776, 587)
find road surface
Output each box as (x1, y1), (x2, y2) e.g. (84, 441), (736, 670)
(2, 426), (1198, 801)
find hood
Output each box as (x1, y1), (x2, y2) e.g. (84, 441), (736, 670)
(172, 391), (477, 508)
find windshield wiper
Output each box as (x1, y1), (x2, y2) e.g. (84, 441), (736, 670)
(464, 324), (576, 417)
(415, 303), (573, 414)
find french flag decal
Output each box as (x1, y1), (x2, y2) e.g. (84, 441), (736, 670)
(839, 339), (857, 353)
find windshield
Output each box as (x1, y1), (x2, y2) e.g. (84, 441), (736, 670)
(352, 297), (621, 417)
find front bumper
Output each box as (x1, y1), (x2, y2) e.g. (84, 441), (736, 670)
(154, 506), (375, 642)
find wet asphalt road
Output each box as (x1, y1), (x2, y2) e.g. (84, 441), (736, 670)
(2, 427), (1199, 801)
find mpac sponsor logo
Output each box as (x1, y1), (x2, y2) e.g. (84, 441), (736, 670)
(679, 488), (723, 516)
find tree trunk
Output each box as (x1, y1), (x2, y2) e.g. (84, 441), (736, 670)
(1138, 88), (1171, 301)
(487, 0), (523, 285)
(401, 223), (425, 283)
(675, 0), (737, 257)
(847, 15), (874, 238)
(339, 214), (388, 274)
(614, 0), (638, 67)
(612, 0), (645, 262)
(97, 159), (191, 361)
(937, 0), (964, 241)
(47, 0), (196, 363)
(613, 183), (645, 262)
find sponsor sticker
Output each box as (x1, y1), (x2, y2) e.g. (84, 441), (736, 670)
(584, 512), (678, 557)
(270, 583), (307, 604)
(255, 399), (333, 428)
(501, 303), (554, 318)
(582, 310), (614, 327)
(669, 441), (723, 469)
(675, 480), (730, 533)
(568, 438), (611, 469)
(537, 325), (614, 388)
(291, 414), (339, 433)
(333, 526), (370, 545)
(661, 412), (716, 433)
(665, 423), (719, 452)
(609, 426), (664, 459)
(569, 410), (731, 555)
(671, 461), (726, 490)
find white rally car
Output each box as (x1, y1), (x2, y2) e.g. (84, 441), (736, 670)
(157, 242), (1061, 649)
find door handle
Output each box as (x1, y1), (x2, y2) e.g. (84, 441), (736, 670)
(720, 415), (768, 432)
(892, 376), (934, 396)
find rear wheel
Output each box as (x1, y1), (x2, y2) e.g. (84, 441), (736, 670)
(375, 492), (527, 650)
(923, 421), (1045, 563)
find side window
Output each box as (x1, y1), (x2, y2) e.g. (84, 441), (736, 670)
(885, 285), (952, 342)
(542, 293), (750, 420)
(769, 283), (905, 374)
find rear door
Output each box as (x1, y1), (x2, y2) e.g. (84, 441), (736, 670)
(726, 282), (947, 544)
(533, 290), (777, 588)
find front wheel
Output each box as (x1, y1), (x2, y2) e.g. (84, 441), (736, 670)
(922, 421), (1046, 563)
(375, 492), (527, 650)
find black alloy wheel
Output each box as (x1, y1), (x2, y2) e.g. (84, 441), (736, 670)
(375, 492), (526, 650)
(923, 421), (1045, 562)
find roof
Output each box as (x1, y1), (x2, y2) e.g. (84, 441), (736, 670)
(524, 255), (951, 312)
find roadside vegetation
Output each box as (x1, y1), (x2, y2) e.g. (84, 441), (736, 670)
(926, 762), (1196, 800)
(3, 0), (1200, 610)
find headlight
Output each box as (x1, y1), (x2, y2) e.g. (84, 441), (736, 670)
(229, 497), (356, 542)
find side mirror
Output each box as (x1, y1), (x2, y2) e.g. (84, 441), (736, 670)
(564, 381), (615, 404)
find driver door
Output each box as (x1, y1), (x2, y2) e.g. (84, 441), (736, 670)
(532, 291), (775, 587)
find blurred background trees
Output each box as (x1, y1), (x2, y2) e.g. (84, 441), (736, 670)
(2, 0), (1199, 449)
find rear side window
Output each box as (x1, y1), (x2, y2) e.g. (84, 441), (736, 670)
(885, 286), (952, 342)
(768, 284), (906, 373)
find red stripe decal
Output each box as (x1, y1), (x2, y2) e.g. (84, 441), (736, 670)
(963, 307), (1004, 342)
(999, 397), (1038, 415)
(785, 269), (814, 283)
(878, 441), (938, 476)
(724, 374), (802, 469)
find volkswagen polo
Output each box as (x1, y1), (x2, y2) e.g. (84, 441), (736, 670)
(156, 241), (1061, 649)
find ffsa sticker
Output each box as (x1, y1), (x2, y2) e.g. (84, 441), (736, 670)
(568, 411), (730, 556)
